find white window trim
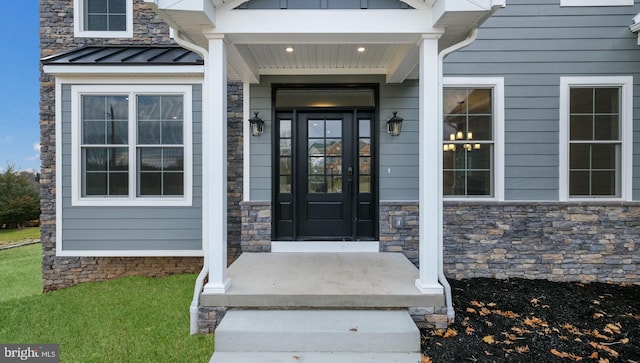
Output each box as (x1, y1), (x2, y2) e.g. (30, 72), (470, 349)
(559, 76), (633, 202)
(71, 84), (193, 207)
(561, 0), (633, 6)
(442, 77), (505, 202)
(73, 0), (133, 38)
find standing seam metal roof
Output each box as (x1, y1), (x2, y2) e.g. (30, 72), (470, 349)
(41, 46), (203, 65)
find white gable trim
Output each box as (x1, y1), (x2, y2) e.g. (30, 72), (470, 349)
(43, 65), (204, 77)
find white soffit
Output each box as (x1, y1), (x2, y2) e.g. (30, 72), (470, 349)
(147, 0), (502, 83)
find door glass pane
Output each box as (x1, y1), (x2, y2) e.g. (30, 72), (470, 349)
(359, 139), (371, 156)
(280, 176), (291, 193)
(359, 176), (370, 193)
(325, 120), (341, 137)
(325, 139), (342, 156)
(309, 157), (324, 175)
(307, 119), (342, 194)
(359, 119), (371, 138)
(325, 157), (342, 175)
(327, 176), (342, 193)
(308, 121), (324, 138)
(280, 120), (292, 138)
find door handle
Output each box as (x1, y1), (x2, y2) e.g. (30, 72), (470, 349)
(347, 166), (353, 177)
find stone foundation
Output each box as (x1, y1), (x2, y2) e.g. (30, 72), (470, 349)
(198, 306), (227, 334)
(240, 201), (272, 252)
(443, 202), (639, 284)
(42, 253), (203, 292)
(379, 202), (420, 264)
(409, 307), (449, 329)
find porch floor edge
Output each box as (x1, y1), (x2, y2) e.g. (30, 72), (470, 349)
(200, 252), (445, 308)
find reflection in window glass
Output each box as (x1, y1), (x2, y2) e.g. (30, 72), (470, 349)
(442, 88), (493, 197)
(569, 87), (620, 197)
(279, 120), (292, 193)
(358, 120), (372, 194)
(308, 119), (342, 194)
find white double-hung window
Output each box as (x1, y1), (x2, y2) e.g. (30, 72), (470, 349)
(71, 85), (193, 206)
(560, 76), (633, 201)
(442, 77), (505, 200)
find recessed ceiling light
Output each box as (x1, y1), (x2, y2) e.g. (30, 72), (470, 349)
(285, 46), (294, 53)
(357, 46), (366, 53)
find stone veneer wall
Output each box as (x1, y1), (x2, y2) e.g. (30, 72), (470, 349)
(241, 201), (639, 283)
(40, 0), (244, 291)
(240, 201), (272, 252)
(443, 202), (639, 283)
(381, 201), (639, 284)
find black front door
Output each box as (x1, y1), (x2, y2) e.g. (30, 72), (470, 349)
(297, 112), (353, 238)
(274, 110), (376, 240)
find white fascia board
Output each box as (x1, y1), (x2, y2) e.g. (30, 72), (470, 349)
(43, 65), (204, 77)
(432, 0), (504, 26)
(211, 8), (440, 38)
(153, 0), (216, 25)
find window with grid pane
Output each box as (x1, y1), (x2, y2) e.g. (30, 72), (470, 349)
(76, 86), (189, 204)
(137, 95), (184, 196)
(569, 87), (621, 197)
(84, 0), (127, 31)
(442, 88), (494, 197)
(81, 95), (129, 196)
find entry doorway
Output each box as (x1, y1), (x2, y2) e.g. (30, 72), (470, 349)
(272, 86), (378, 241)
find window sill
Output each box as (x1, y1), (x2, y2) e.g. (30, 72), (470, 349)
(74, 30), (133, 38)
(71, 197), (193, 207)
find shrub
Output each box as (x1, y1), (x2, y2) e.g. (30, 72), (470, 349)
(0, 165), (40, 228)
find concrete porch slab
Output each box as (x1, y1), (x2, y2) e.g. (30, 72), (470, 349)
(200, 252), (444, 308)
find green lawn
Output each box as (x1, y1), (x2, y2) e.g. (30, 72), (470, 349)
(0, 227), (40, 247)
(0, 245), (214, 363)
(0, 243), (42, 301)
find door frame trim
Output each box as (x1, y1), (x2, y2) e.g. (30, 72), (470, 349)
(270, 83), (380, 241)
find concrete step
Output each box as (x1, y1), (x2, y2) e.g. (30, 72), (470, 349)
(213, 310), (420, 354)
(210, 352), (423, 363)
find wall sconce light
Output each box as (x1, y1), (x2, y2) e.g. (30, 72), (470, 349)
(248, 112), (264, 137)
(387, 111), (403, 136)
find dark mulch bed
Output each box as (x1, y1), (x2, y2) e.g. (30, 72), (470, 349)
(421, 278), (640, 363)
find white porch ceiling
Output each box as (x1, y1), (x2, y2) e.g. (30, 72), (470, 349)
(145, 0), (505, 83)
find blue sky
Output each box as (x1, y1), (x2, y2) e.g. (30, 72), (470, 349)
(0, 2), (40, 172)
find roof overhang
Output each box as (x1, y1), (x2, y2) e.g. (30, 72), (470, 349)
(41, 46), (205, 78)
(144, 0), (505, 83)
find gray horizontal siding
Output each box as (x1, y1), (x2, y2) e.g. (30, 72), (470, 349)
(444, 0), (640, 201)
(60, 84), (203, 252)
(379, 81), (419, 200)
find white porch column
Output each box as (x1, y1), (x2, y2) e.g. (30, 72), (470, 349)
(203, 35), (230, 294)
(415, 35), (444, 294)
